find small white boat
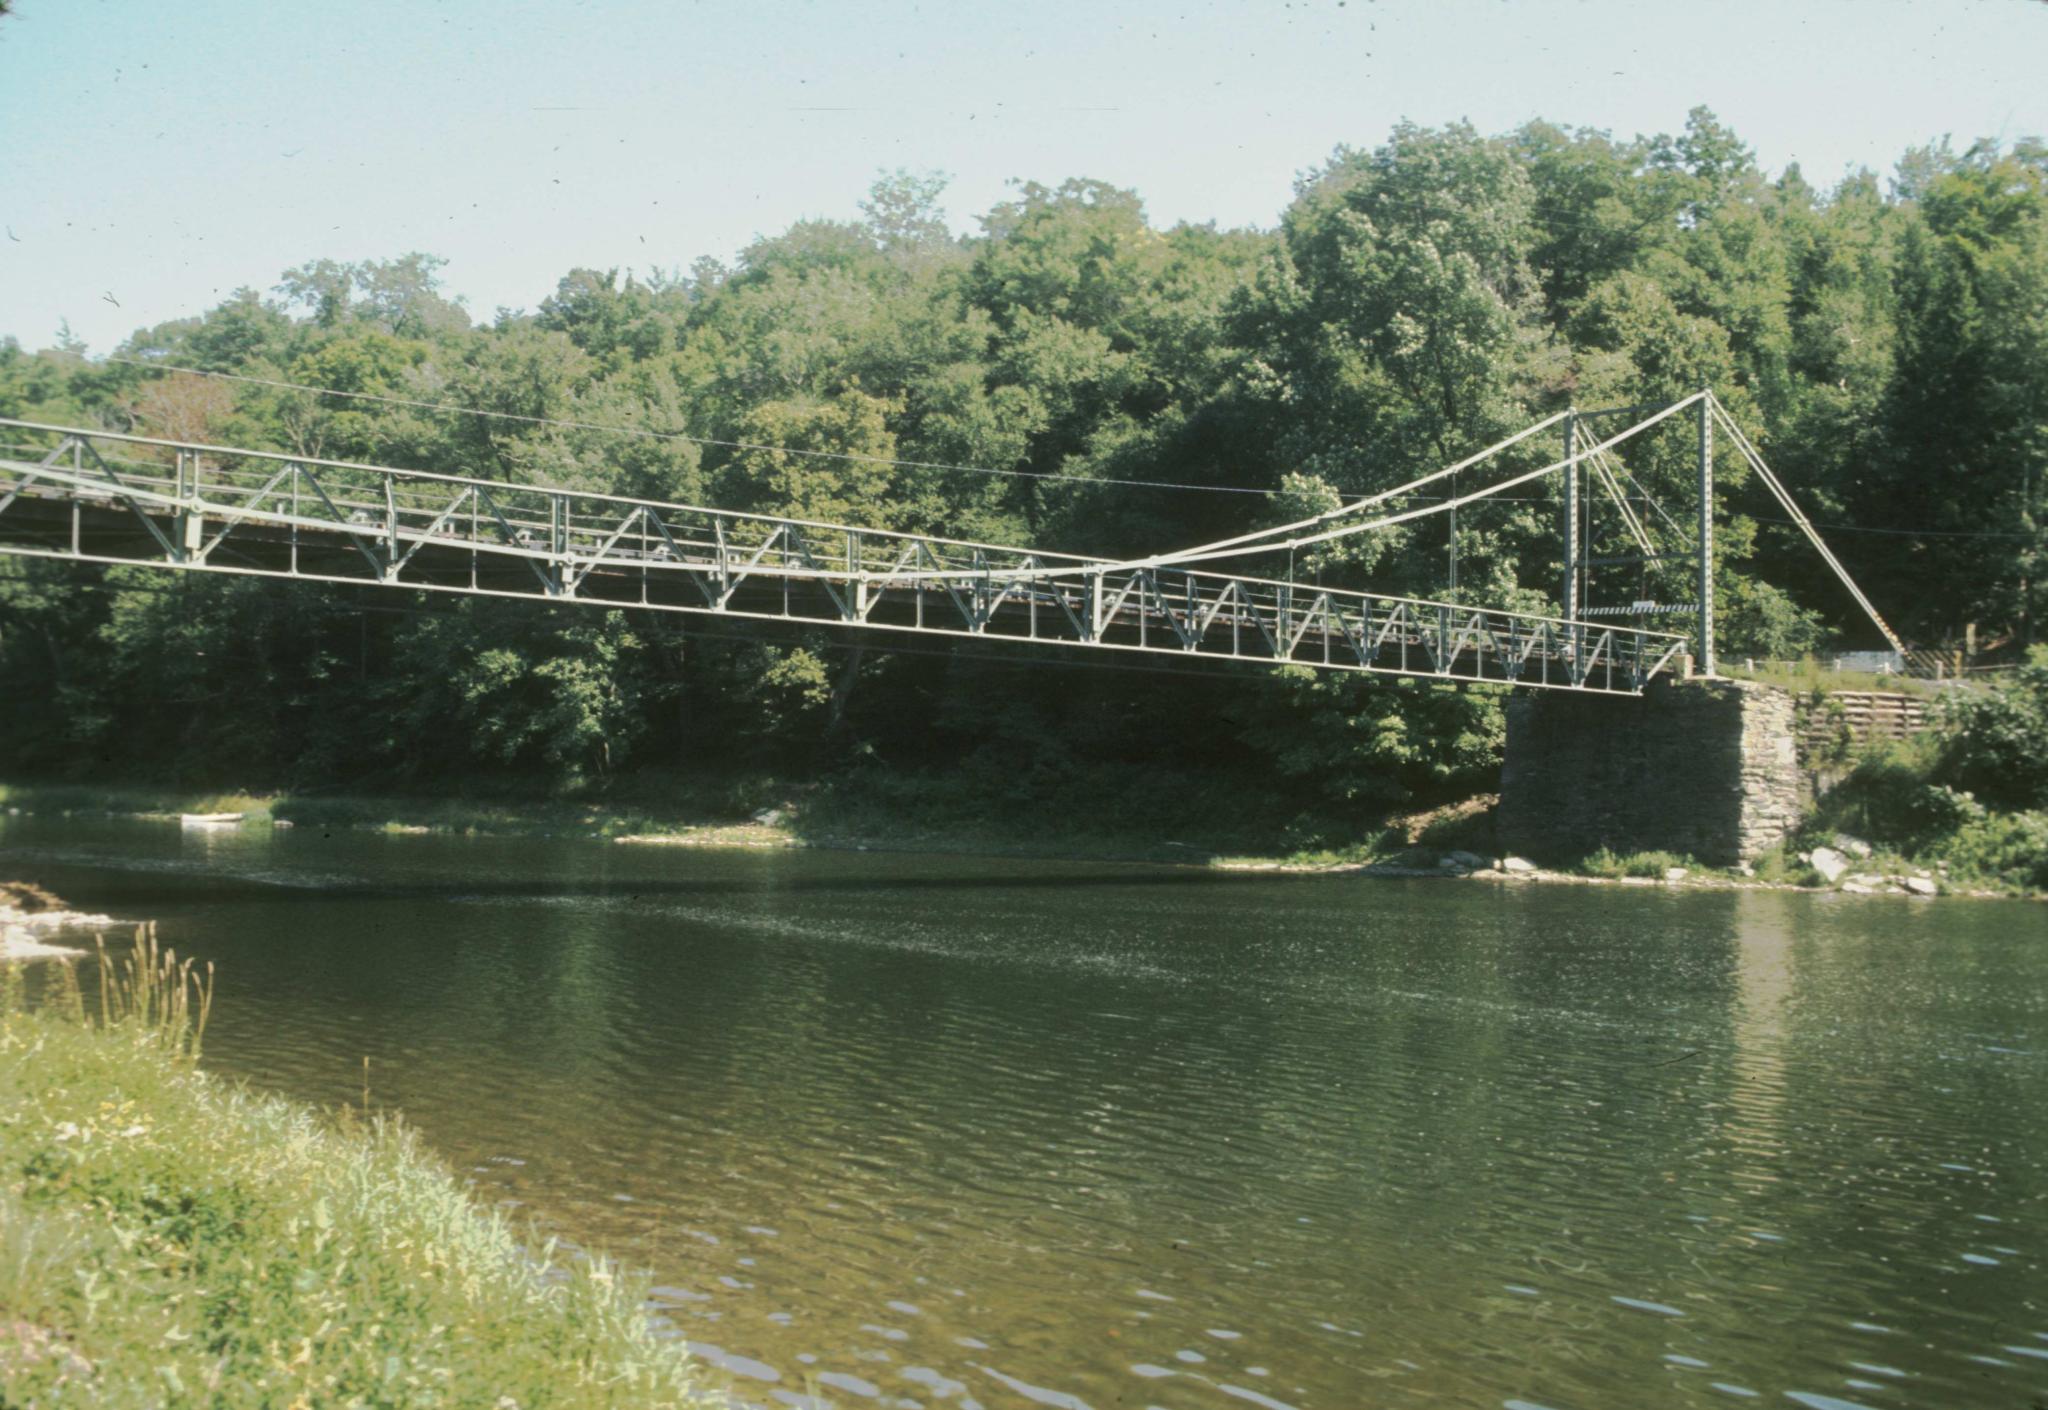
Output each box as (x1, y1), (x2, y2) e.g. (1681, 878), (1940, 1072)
(179, 811), (243, 827)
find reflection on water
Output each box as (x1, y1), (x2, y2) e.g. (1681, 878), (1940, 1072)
(4, 816), (2044, 1409)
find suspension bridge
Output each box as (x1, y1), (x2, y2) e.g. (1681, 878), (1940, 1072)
(0, 388), (1898, 698)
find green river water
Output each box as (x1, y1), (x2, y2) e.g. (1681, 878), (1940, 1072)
(3, 814), (2044, 1409)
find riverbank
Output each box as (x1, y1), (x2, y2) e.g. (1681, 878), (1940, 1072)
(0, 776), (1308, 865)
(0, 776), (1487, 870)
(1210, 848), (2024, 900)
(0, 931), (723, 1406)
(8, 777), (2043, 900)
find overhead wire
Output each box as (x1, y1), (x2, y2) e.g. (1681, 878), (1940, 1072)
(1618, 454), (1691, 541)
(102, 356), (1278, 499)
(97, 359), (1640, 519)
(1584, 441), (1654, 554)
(0, 431), (1511, 517)
(1758, 518), (2032, 541)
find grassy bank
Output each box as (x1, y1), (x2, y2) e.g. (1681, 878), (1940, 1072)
(0, 934), (720, 1407)
(1720, 659), (1940, 696)
(0, 779), (742, 843)
(0, 766), (1390, 865)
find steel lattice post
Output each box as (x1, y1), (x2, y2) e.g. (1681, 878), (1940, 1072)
(1697, 389), (1715, 677)
(1561, 410), (1577, 623)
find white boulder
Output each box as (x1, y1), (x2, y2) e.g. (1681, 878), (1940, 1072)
(1808, 847), (1852, 884)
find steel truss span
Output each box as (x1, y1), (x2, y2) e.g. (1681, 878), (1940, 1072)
(0, 418), (1686, 695)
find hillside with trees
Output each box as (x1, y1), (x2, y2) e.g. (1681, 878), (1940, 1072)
(2, 112), (2043, 847)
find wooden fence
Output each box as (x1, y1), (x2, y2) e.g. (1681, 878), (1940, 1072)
(1797, 690), (1933, 759)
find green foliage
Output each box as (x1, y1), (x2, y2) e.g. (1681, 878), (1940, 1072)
(275, 253), (471, 338)
(719, 388), (903, 525)
(1807, 693), (1858, 767)
(734, 643), (835, 737)
(1717, 573), (1827, 659)
(382, 607), (664, 783)
(1236, 671), (1505, 806)
(1243, 123), (1540, 499)
(861, 168), (954, 251)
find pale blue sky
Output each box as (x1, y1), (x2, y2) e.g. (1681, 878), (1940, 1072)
(2, 0), (2042, 352)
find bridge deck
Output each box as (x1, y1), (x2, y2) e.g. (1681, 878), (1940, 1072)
(0, 418), (1687, 694)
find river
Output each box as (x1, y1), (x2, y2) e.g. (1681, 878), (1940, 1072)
(3, 814), (2044, 1409)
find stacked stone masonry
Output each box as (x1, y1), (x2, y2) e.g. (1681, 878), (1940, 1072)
(1498, 679), (1804, 867)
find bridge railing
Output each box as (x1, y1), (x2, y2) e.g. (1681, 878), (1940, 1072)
(0, 418), (1689, 695)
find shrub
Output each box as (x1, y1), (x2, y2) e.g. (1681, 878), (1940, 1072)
(1939, 810), (2048, 891)
(1821, 739), (1985, 851)
(1416, 804), (1496, 855)
(1806, 692), (1857, 769)
(1750, 846), (1821, 887)
(1934, 647), (2048, 811)
(1581, 848), (1691, 879)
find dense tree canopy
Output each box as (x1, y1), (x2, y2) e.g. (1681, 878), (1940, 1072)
(3, 113), (2043, 823)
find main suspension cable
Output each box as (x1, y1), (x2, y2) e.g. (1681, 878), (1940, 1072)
(875, 394), (1707, 585)
(1135, 409), (1574, 568)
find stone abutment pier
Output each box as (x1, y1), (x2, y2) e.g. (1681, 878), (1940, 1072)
(1498, 679), (1804, 867)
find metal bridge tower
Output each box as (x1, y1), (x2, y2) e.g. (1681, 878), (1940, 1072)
(1696, 387), (1716, 677)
